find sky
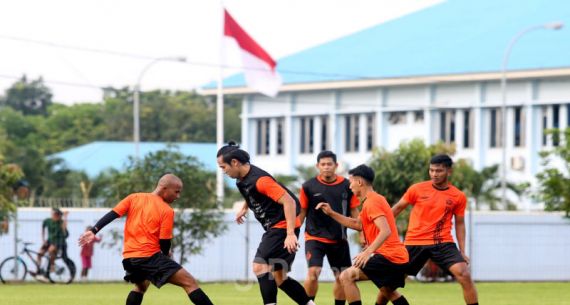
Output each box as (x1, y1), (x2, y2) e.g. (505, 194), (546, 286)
(0, 0), (443, 104)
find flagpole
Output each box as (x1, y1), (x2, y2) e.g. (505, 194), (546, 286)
(216, 3), (225, 204)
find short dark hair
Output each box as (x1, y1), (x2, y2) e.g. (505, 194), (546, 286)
(430, 154), (453, 168)
(317, 150), (337, 163)
(217, 141), (250, 165)
(52, 208), (62, 216)
(348, 164), (375, 184)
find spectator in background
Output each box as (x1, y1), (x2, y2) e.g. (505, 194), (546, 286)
(35, 208), (69, 279)
(80, 225), (102, 281)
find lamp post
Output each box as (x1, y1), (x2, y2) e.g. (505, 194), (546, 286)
(500, 22), (563, 209)
(133, 56), (187, 159)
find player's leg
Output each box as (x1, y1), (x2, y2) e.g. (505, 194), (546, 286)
(431, 243), (478, 305)
(303, 240), (325, 300)
(36, 243), (48, 273)
(167, 268), (214, 305)
(126, 280), (150, 305)
(47, 245), (57, 272)
(338, 266), (367, 305)
(272, 268), (314, 305)
(448, 262), (478, 305)
(328, 240), (352, 305)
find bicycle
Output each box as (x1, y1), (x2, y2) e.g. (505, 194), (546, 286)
(0, 242), (76, 284)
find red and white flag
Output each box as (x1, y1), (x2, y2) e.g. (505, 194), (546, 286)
(223, 9), (281, 97)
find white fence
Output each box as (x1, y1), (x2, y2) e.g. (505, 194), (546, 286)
(0, 208), (569, 282)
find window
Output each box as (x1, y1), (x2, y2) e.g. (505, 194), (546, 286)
(256, 119), (270, 155)
(439, 110), (456, 144)
(366, 114), (376, 151)
(388, 112), (407, 125)
(300, 117), (314, 154)
(345, 114), (360, 152)
(414, 111), (424, 123)
(463, 110), (474, 148)
(276, 118), (284, 155)
(553, 104), (560, 146)
(489, 108), (503, 148)
(514, 107), (526, 147)
(320, 116), (329, 151)
(542, 106), (548, 146)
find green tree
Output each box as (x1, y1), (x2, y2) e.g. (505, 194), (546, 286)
(0, 155), (24, 235)
(101, 147), (226, 263)
(535, 128), (570, 217)
(0, 75), (53, 116)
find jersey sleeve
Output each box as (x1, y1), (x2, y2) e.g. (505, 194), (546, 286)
(159, 208), (175, 239)
(256, 176), (287, 203)
(366, 197), (388, 221)
(349, 194), (361, 209)
(299, 187), (309, 209)
(42, 219), (48, 229)
(454, 193), (467, 217)
(112, 194), (134, 217)
(402, 184), (418, 205)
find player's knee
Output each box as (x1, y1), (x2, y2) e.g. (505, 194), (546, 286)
(455, 268), (472, 283)
(338, 269), (354, 285)
(252, 263), (270, 275)
(307, 267), (321, 281)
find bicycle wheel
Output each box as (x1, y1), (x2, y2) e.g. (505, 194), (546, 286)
(0, 257), (27, 283)
(47, 258), (76, 284)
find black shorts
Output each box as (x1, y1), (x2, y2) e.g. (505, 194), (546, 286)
(305, 239), (351, 272)
(361, 254), (408, 290)
(406, 243), (466, 276)
(122, 252), (182, 288)
(254, 228), (300, 272)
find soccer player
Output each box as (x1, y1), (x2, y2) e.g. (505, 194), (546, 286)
(378, 154), (478, 305)
(217, 142), (315, 305)
(316, 164), (410, 305)
(35, 208), (69, 278)
(78, 174), (215, 305)
(299, 151), (360, 304)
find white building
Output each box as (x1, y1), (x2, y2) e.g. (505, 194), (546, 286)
(204, 0), (570, 210)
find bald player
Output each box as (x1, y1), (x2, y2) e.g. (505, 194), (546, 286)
(79, 174), (215, 305)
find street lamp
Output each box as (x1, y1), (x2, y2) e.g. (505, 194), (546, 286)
(133, 56), (187, 159)
(500, 22), (563, 209)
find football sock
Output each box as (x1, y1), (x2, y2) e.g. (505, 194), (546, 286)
(349, 301), (362, 305)
(335, 299), (346, 305)
(278, 277), (311, 305)
(126, 291), (143, 305)
(188, 288), (214, 305)
(257, 272), (278, 305)
(467, 303), (479, 305)
(392, 295), (409, 305)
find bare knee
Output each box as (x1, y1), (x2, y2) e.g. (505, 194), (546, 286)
(253, 263), (271, 276)
(273, 269), (287, 286)
(307, 267), (322, 282)
(453, 266), (473, 284)
(339, 270), (355, 285)
(133, 281), (150, 294)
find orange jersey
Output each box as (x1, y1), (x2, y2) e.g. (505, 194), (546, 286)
(112, 193), (175, 259)
(402, 181), (467, 245)
(360, 192), (408, 264)
(256, 176), (301, 229)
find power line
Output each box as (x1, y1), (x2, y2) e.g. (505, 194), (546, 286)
(0, 34), (375, 80)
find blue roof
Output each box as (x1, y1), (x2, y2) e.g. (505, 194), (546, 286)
(50, 141), (218, 177)
(208, 0), (570, 89)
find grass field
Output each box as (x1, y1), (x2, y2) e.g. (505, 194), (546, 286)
(1, 281), (569, 305)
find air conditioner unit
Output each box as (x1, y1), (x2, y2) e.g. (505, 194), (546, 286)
(511, 156), (525, 171)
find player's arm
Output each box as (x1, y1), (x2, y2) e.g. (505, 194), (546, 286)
(353, 216), (391, 268)
(277, 193), (299, 247)
(159, 209), (175, 257)
(41, 220), (47, 243)
(78, 210), (120, 246)
(455, 215), (469, 264)
(298, 187), (309, 225)
(315, 202), (362, 231)
(235, 201), (249, 224)
(391, 197), (411, 217)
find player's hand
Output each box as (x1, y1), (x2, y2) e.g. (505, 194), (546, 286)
(78, 231), (96, 247)
(353, 250), (374, 268)
(461, 252), (470, 265)
(315, 202), (332, 215)
(284, 233), (299, 254)
(235, 207), (248, 225)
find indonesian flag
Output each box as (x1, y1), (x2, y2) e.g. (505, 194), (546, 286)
(224, 9), (282, 97)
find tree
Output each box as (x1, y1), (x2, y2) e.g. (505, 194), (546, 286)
(0, 75), (53, 116)
(101, 147), (226, 263)
(0, 155), (24, 235)
(535, 128), (570, 217)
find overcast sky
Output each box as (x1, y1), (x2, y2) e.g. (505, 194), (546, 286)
(0, 0), (442, 104)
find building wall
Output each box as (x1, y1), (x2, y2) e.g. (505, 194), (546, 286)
(242, 78), (570, 211)
(1, 209), (569, 282)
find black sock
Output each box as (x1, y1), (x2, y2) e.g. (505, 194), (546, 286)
(335, 299), (346, 305)
(257, 272), (278, 304)
(126, 291), (143, 305)
(467, 303), (479, 305)
(278, 277), (310, 305)
(188, 288), (214, 305)
(308, 296), (315, 301)
(348, 301), (362, 305)
(392, 295), (409, 305)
